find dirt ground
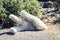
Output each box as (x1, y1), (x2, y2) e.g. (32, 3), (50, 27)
(42, 18), (60, 38)
(44, 23), (60, 37)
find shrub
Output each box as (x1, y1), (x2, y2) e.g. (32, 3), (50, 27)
(0, 0), (42, 27)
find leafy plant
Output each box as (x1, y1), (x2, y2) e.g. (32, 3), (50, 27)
(0, 0), (42, 28)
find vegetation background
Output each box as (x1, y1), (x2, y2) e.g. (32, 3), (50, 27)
(0, 0), (42, 28)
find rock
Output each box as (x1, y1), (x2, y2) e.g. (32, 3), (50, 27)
(0, 31), (54, 40)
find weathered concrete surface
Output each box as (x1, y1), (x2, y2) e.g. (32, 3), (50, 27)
(0, 29), (60, 40)
(0, 29), (53, 40)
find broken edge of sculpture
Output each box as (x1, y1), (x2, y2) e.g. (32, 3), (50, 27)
(20, 10), (48, 30)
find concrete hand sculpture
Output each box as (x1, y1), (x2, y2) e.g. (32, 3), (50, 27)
(9, 14), (37, 33)
(8, 10), (48, 33)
